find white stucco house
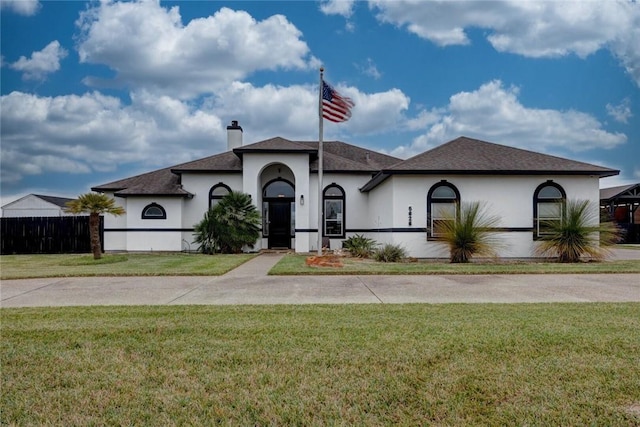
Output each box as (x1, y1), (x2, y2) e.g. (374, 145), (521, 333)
(92, 121), (618, 257)
(1, 194), (77, 218)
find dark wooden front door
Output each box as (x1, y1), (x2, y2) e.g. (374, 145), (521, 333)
(268, 201), (291, 249)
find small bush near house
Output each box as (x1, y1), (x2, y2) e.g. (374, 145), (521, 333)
(193, 192), (260, 254)
(373, 243), (406, 262)
(342, 234), (378, 258)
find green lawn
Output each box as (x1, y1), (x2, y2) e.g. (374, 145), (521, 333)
(270, 254), (640, 275)
(2, 304), (639, 425)
(0, 253), (256, 279)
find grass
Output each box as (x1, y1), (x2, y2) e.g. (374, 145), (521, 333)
(270, 254), (640, 275)
(0, 253), (256, 279)
(2, 304), (639, 425)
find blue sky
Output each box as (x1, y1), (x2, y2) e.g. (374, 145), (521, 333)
(1, 0), (639, 208)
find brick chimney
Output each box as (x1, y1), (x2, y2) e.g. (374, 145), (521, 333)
(227, 120), (243, 151)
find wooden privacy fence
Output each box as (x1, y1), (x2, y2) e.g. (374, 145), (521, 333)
(1, 216), (103, 254)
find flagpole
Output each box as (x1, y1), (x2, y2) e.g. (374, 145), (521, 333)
(317, 67), (324, 256)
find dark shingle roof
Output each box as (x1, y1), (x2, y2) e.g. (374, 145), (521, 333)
(361, 137), (619, 192)
(387, 137), (619, 175)
(171, 151), (242, 173)
(92, 167), (193, 197)
(93, 136), (618, 197)
(308, 141), (400, 172)
(34, 194), (74, 208)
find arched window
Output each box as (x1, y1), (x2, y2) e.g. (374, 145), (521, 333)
(427, 181), (460, 239)
(323, 183), (345, 238)
(533, 181), (566, 238)
(263, 179), (295, 198)
(141, 203), (166, 220)
(209, 183), (231, 209)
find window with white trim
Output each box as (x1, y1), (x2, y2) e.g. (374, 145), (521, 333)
(533, 181), (565, 238)
(323, 184), (345, 238)
(427, 181), (460, 239)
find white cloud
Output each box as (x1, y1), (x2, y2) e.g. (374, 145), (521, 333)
(369, 0), (640, 86)
(320, 0), (356, 18)
(391, 80), (627, 158)
(0, 77), (412, 185)
(606, 98), (633, 124)
(356, 58), (382, 80)
(0, 0), (40, 16)
(10, 40), (67, 81)
(0, 90), (224, 184)
(76, 2), (317, 99)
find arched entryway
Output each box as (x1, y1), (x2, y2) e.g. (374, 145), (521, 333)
(261, 165), (296, 249)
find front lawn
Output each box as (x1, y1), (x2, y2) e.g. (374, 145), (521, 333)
(0, 253), (256, 279)
(270, 254), (640, 275)
(2, 304), (639, 425)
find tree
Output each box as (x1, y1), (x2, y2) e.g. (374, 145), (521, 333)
(435, 201), (502, 263)
(193, 192), (260, 254)
(65, 193), (125, 260)
(535, 199), (621, 263)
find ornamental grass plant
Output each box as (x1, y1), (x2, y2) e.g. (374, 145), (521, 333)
(535, 199), (622, 263)
(435, 201), (502, 263)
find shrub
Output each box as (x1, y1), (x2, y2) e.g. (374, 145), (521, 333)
(535, 199), (622, 263)
(435, 201), (502, 263)
(342, 234), (378, 258)
(373, 243), (406, 262)
(193, 192), (260, 254)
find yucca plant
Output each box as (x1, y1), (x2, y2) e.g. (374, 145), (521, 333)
(435, 201), (501, 263)
(535, 199), (621, 263)
(193, 192), (260, 254)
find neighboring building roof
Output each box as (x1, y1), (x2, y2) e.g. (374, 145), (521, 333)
(1, 194), (74, 210)
(33, 194), (74, 208)
(361, 137), (620, 191)
(600, 183), (640, 203)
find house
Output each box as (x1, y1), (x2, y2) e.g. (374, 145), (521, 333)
(1, 194), (76, 218)
(601, 183), (640, 243)
(92, 121), (618, 257)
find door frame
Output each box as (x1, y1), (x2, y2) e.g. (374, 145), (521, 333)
(266, 199), (294, 249)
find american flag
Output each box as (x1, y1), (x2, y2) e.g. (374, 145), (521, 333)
(322, 80), (354, 123)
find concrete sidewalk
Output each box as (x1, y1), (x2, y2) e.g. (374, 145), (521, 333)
(2, 253), (639, 307)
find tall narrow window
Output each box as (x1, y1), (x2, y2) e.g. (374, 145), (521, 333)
(323, 184), (345, 238)
(209, 183), (231, 209)
(533, 181), (566, 238)
(427, 181), (460, 239)
(141, 203), (166, 220)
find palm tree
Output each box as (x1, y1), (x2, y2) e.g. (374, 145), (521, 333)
(435, 201), (502, 263)
(535, 199), (621, 262)
(65, 193), (125, 260)
(193, 192), (260, 254)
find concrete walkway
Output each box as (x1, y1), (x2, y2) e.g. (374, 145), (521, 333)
(2, 252), (639, 307)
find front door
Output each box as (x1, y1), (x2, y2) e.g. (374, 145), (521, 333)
(268, 201), (291, 249)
